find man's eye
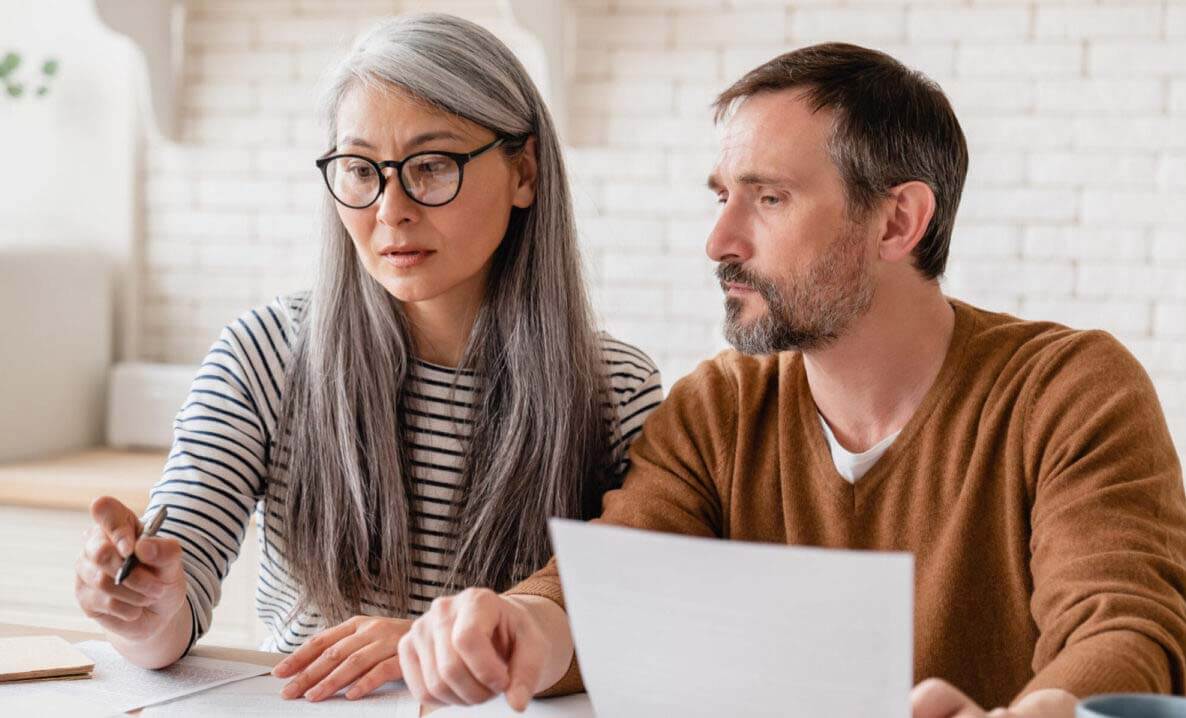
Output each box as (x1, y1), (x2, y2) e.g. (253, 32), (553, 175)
(715, 194), (728, 205)
(760, 195), (781, 206)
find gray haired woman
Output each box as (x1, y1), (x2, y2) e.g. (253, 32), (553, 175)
(72, 12), (661, 704)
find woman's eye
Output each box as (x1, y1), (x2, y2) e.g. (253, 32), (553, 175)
(347, 163), (375, 178)
(417, 160), (448, 175)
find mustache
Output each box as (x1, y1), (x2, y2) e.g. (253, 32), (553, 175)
(715, 262), (779, 303)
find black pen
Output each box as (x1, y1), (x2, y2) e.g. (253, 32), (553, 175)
(114, 506), (168, 586)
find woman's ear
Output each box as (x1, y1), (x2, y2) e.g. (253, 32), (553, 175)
(878, 180), (936, 264)
(511, 136), (539, 209)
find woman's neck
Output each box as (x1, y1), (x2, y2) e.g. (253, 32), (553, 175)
(401, 278), (486, 369)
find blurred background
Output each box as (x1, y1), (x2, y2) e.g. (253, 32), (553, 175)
(1, 0), (1183, 646)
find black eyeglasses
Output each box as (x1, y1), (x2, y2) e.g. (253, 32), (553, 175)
(315, 137), (512, 209)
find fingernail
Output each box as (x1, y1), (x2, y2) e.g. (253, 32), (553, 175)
(507, 685), (529, 710)
(139, 542), (156, 561)
(305, 688), (322, 701)
(117, 539), (133, 557)
(345, 689), (360, 700)
(281, 683), (300, 699)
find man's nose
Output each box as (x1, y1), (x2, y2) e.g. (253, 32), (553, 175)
(705, 197), (752, 265)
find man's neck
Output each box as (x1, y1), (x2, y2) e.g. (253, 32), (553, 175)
(803, 280), (955, 454)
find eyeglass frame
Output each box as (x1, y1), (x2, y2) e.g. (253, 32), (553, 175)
(314, 135), (523, 209)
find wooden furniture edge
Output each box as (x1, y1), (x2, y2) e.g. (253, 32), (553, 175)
(0, 448), (168, 514)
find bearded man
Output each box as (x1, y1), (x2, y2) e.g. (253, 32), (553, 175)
(392, 43), (1186, 718)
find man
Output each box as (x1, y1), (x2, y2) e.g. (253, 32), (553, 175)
(393, 44), (1186, 717)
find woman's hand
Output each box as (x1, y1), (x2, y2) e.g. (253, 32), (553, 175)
(74, 496), (189, 644)
(912, 678), (1077, 718)
(272, 615), (413, 701)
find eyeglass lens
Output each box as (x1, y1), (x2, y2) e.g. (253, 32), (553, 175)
(325, 154), (461, 208)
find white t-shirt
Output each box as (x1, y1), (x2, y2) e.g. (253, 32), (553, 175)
(818, 413), (901, 484)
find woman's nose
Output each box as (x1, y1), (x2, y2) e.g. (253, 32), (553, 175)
(375, 171), (420, 227)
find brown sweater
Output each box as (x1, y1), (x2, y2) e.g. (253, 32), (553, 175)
(509, 299), (1186, 707)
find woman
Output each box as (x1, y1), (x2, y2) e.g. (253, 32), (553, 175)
(72, 12), (661, 704)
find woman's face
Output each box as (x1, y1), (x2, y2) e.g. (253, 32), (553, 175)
(331, 84), (537, 306)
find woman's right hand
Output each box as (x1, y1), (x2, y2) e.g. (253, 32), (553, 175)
(74, 496), (189, 642)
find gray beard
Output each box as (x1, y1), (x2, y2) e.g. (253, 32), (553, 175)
(718, 226), (875, 355)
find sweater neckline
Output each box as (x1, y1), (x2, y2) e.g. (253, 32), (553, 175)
(790, 297), (979, 504)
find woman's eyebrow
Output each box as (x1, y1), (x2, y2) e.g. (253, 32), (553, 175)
(336, 131), (468, 153)
(404, 130), (466, 150)
(338, 134), (377, 150)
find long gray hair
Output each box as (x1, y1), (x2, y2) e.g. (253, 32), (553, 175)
(274, 13), (609, 623)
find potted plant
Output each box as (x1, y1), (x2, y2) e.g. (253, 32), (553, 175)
(0, 52), (60, 98)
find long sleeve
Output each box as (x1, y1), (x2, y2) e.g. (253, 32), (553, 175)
(142, 305), (291, 650)
(1020, 330), (1186, 699)
(507, 355), (737, 695)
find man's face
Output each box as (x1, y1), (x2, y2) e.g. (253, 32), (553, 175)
(706, 89), (877, 355)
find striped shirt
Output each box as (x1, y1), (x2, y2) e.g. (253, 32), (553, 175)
(144, 293), (663, 654)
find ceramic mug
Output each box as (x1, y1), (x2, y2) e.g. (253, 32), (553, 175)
(1077, 693), (1186, 718)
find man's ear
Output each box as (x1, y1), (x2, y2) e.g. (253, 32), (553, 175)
(878, 180), (936, 264)
(511, 136), (539, 209)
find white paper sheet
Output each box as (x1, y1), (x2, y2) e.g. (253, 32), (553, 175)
(144, 674), (419, 717)
(429, 694), (593, 717)
(548, 519), (914, 718)
(0, 640), (270, 716)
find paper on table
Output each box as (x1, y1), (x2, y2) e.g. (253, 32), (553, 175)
(0, 640), (270, 716)
(548, 519), (915, 718)
(429, 694), (593, 718)
(144, 674), (419, 718)
(0, 690), (114, 718)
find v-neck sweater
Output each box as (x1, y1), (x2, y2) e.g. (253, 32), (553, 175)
(511, 298), (1186, 707)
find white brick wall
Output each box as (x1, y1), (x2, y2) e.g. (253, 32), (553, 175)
(141, 0), (1186, 454)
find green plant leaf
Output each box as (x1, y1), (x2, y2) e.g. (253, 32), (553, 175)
(35, 86), (48, 97)
(42, 58), (58, 76)
(7, 83), (24, 98)
(0, 52), (20, 77)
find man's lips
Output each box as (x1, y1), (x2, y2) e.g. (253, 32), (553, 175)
(724, 282), (757, 296)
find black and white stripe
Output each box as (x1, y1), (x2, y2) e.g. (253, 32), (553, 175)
(143, 293), (662, 654)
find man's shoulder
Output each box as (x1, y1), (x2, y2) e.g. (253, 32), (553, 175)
(955, 298), (1148, 396)
(665, 348), (787, 408)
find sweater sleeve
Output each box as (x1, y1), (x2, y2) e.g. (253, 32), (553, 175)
(142, 299), (294, 651)
(1019, 330), (1186, 700)
(506, 356), (737, 695)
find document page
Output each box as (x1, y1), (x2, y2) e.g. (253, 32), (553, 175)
(429, 694), (593, 717)
(549, 519), (914, 718)
(145, 674), (419, 718)
(0, 640), (270, 716)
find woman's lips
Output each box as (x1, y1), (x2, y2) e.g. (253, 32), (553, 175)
(380, 250), (434, 269)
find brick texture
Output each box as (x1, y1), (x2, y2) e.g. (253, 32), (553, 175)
(141, 0), (1186, 454)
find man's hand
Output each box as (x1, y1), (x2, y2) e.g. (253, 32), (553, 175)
(398, 588), (559, 712)
(912, 678), (1077, 718)
(272, 615), (412, 701)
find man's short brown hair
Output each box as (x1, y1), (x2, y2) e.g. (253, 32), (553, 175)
(714, 43), (968, 280)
